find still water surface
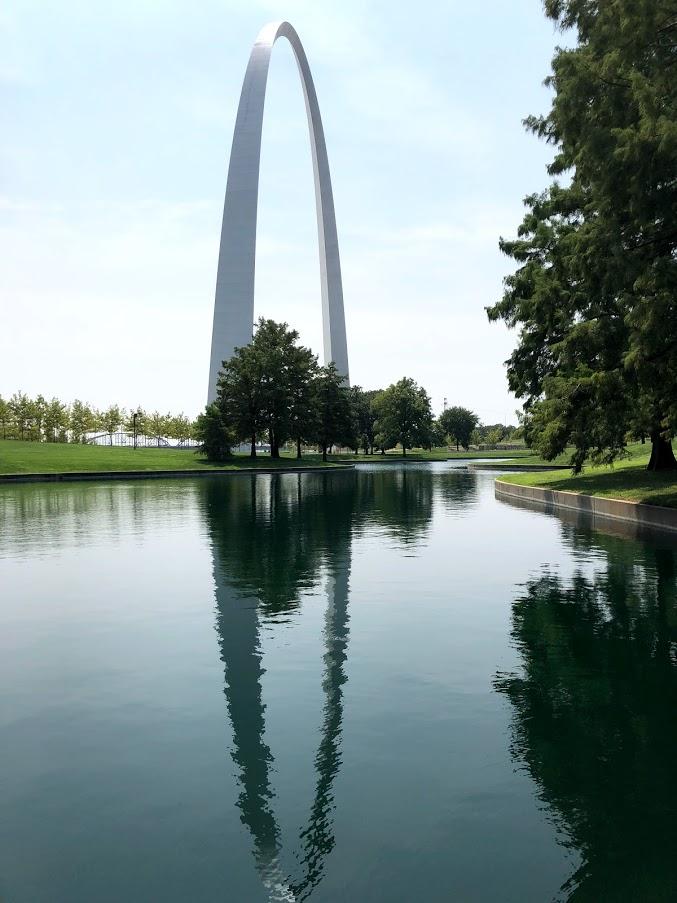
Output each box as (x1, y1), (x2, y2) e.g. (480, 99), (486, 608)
(1, 463), (677, 901)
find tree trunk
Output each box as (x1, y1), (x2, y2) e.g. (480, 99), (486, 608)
(647, 432), (677, 471)
(456, 439), (459, 451)
(402, 444), (407, 457)
(322, 444), (327, 462)
(250, 434), (256, 457)
(296, 437), (302, 459)
(270, 434), (280, 459)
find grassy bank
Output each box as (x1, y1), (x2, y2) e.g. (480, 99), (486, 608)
(0, 440), (344, 475)
(499, 443), (677, 508)
(0, 440), (537, 476)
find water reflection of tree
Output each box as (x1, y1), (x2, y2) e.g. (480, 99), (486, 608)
(495, 530), (677, 901)
(203, 472), (355, 900)
(355, 466), (435, 546)
(204, 471), (358, 613)
(201, 464), (466, 899)
(434, 468), (479, 516)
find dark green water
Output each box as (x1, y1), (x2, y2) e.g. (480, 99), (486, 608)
(1, 463), (677, 902)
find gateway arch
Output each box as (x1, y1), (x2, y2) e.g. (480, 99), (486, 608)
(207, 21), (350, 403)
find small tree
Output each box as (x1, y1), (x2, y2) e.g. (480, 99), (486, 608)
(147, 411), (167, 447)
(101, 405), (122, 445)
(9, 392), (32, 441)
(373, 378), (433, 456)
(195, 403), (233, 461)
(43, 397), (69, 442)
(171, 413), (192, 444)
(439, 406), (479, 451)
(0, 396), (10, 439)
(70, 400), (96, 443)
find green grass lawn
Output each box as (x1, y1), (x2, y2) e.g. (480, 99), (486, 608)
(0, 440), (536, 477)
(0, 440), (343, 475)
(499, 443), (677, 508)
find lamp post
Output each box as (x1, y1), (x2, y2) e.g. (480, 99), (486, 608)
(133, 409), (141, 449)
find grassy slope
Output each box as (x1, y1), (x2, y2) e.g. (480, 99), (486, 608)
(0, 441), (341, 474)
(500, 442), (677, 508)
(0, 441), (534, 476)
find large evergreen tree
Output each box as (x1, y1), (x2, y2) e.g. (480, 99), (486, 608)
(488, 0), (677, 471)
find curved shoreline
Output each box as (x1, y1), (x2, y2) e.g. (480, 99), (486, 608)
(495, 477), (677, 534)
(0, 464), (355, 486)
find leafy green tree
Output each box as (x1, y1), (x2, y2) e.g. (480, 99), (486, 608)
(101, 404), (122, 444)
(488, 0), (677, 472)
(217, 317), (317, 458)
(43, 397), (68, 442)
(9, 392), (32, 441)
(351, 386), (380, 454)
(373, 378), (433, 456)
(69, 400), (95, 443)
(283, 337), (318, 459)
(218, 341), (264, 457)
(194, 403), (233, 461)
(170, 413), (192, 444)
(429, 418), (447, 448)
(31, 395), (47, 441)
(147, 411), (168, 447)
(486, 427), (506, 448)
(0, 396), (10, 439)
(311, 363), (354, 460)
(439, 406), (479, 451)
(123, 407), (146, 445)
(254, 319), (303, 458)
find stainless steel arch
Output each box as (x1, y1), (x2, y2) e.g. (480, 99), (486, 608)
(207, 20), (350, 403)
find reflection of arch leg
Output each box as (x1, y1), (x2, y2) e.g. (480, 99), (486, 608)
(292, 553), (350, 900)
(207, 21), (350, 403)
(206, 473), (352, 899)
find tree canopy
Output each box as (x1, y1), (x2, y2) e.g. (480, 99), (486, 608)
(439, 406), (479, 451)
(373, 378), (433, 456)
(487, 0), (677, 471)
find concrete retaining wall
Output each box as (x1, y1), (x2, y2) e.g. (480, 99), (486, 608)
(495, 478), (677, 534)
(0, 464), (354, 486)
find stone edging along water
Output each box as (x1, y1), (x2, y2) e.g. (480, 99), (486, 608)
(0, 464), (356, 485)
(495, 477), (677, 534)
(467, 462), (570, 472)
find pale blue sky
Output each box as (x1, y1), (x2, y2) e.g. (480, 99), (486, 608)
(1, 0), (564, 421)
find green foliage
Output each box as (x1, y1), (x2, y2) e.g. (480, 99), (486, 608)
(101, 405), (122, 443)
(194, 403), (233, 461)
(439, 406), (479, 450)
(0, 396), (11, 440)
(311, 363), (354, 460)
(70, 400), (96, 443)
(373, 378), (433, 455)
(43, 397), (68, 442)
(351, 386), (380, 454)
(487, 0), (677, 472)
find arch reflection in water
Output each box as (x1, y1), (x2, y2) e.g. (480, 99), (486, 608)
(495, 520), (677, 900)
(203, 473), (353, 900)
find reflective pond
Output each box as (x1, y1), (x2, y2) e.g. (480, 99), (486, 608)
(1, 462), (677, 901)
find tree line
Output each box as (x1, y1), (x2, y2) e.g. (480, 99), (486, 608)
(488, 0), (677, 471)
(0, 392), (196, 445)
(196, 317), (519, 460)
